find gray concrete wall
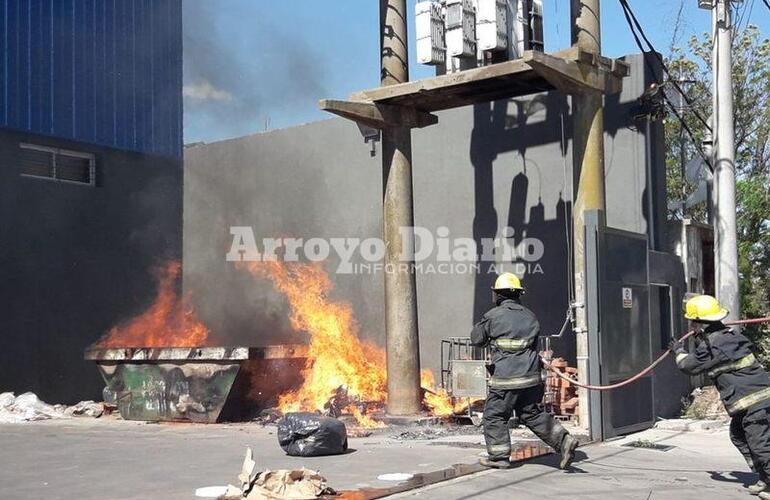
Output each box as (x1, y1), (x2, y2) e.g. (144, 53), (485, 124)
(183, 120), (384, 348)
(0, 128), (183, 403)
(184, 54), (673, 391)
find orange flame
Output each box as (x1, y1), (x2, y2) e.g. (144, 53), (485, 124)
(421, 370), (464, 417)
(349, 406), (386, 429)
(96, 261), (210, 348)
(242, 260), (465, 427)
(243, 261), (387, 420)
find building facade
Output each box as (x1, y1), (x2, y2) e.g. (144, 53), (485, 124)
(0, 0), (183, 403)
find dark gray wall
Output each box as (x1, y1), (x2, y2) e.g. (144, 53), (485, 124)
(0, 128), (183, 403)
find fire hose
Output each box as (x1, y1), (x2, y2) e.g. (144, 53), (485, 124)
(540, 316), (770, 392)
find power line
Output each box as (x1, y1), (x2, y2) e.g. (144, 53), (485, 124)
(734, 0), (749, 31)
(617, 0), (713, 170)
(763, 0), (770, 12)
(618, 0), (713, 133)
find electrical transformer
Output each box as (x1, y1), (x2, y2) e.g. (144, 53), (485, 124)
(446, 0), (477, 58)
(476, 0), (508, 52)
(416, 1), (447, 65)
(415, 0), (544, 72)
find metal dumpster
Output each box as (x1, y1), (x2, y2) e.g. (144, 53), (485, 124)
(85, 345), (307, 423)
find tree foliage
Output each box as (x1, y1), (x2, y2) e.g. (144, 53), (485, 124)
(666, 25), (770, 348)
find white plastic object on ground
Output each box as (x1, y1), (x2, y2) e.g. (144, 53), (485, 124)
(194, 486), (229, 498)
(377, 473), (414, 482)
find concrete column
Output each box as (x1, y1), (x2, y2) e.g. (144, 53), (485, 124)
(712, 1), (740, 320)
(570, 0), (606, 432)
(380, 0), (421, 415)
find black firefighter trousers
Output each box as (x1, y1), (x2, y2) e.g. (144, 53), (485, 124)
(483, 384), (569, 461)
(730, 406), (770, 481)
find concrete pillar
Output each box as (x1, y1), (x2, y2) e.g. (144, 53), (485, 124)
(570, 0), (606, 432)
(712, 1), (740, 320)
(380, 0), (421, 415)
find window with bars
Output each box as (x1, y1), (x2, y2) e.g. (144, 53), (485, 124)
(19, 143), (96, 186)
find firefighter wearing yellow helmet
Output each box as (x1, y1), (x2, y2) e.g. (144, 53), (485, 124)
(470, 272), (579, 470)
(672, 294), (770, 498)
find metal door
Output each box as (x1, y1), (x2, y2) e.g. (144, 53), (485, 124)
(585, 212), (654, 439)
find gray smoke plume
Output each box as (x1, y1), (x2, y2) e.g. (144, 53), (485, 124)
(183, 1), (329, 140)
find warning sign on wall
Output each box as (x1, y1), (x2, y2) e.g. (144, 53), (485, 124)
(622, 287), (633, 309)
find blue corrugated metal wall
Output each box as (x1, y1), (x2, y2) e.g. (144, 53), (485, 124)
(0, 0), (182, 158)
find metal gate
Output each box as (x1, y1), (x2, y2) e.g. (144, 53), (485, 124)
(585, 211), (654, 439)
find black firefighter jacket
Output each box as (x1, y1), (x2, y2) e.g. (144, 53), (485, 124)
(676, 324), (770, 416)
(470, 298), (542, 391)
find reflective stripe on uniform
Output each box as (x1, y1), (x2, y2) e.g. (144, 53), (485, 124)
(488, 374), (541, 390)
(707, 354), (758, 378)
(675, 352), (689, 366)
(492, 338), (534, 352)
(727, 387), (770, 415)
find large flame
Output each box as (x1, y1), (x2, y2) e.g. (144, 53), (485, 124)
(243, 261), (387, 414)
(243, 260), (457, 425)
(96, 261), (210, 348)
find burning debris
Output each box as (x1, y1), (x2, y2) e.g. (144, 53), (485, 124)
(87, 259), (460, 426)
(241, 261), (458, 427)
(96, 261), (210, 348)
(242, 261), (387, 420)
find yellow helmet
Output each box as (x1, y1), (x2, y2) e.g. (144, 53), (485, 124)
(493, 273), (524, 292)
(684, 294), (728, 322)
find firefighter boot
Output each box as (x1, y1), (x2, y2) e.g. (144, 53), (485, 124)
(559, 434), (579, 470)
(479, 457), (515, 469)
(750, 480), (767, 495)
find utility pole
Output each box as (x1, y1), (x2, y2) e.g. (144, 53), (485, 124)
(571, 0), (606, 431)
(380, 0), (422, 415)
(711, 0), (740, 320)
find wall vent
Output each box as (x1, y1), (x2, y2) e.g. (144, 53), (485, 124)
(20, 143), (96, 186)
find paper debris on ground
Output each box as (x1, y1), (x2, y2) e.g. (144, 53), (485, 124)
(222, 447), (336, 499)
(0, 392), (109, 423)
(64, 400), (105, 418)
(0, 392), (67, 423)
(238, 447), (258, 490)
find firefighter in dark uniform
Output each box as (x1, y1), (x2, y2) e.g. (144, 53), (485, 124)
(672, 294), (770, 498)
(471, 272), (579, 469)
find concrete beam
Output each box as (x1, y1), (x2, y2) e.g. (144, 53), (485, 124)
(523, 49), (629, 95)
(318, 99), (438, 130)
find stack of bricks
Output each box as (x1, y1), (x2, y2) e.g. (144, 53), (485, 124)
(511, 443), (550, 461)
(546, 357), (579, 418)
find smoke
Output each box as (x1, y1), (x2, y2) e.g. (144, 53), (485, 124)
(183, 81), (234, 102)
(183, 1), (329, 140)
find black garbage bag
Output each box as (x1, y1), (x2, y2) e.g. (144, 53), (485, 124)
(277, 412), (348, 457)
